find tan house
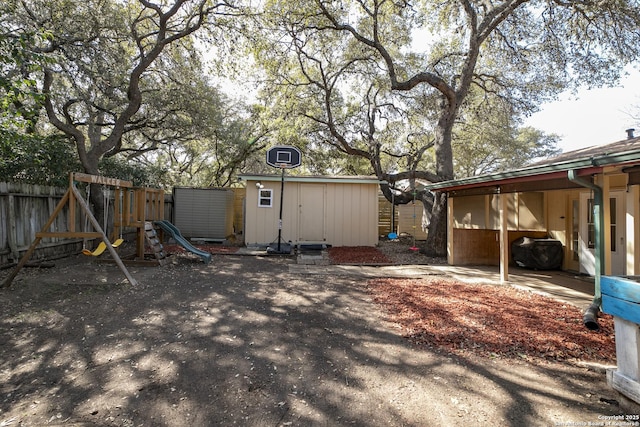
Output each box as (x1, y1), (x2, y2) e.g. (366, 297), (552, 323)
(423, 133), (640, 281)
(423, 132), (640, 405)
(238, 174), (380, 247)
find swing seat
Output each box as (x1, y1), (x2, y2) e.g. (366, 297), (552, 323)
(83, 242), (108, 256)
(82, 239), (124, 257)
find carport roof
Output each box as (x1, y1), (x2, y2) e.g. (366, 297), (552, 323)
(422, 136), (640, 195)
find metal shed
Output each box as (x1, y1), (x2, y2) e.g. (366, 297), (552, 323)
(238, 174), (380, 247)
(173, 187), (234, 241)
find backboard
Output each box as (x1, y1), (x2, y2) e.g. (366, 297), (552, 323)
(266, 146), (302, 169)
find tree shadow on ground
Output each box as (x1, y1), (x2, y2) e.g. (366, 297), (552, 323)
(0, 254), (624, 426)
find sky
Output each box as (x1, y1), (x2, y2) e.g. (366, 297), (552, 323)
(524, 66), (640, 153)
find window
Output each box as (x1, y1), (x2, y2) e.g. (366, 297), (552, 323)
(587, 198), (595, 249)
(258, 189), (273, 207)
(586, 197), (618, 250)
(610, 197), (617, 252)
(572, 199), (579, 261)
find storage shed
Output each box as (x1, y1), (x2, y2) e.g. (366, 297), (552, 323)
(173, 187), (235, 241)
(238, 174), (380, 247)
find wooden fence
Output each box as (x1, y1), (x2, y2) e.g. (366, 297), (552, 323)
(378, 193), (428, 239)
(0, 182), (174, 268)
(0, 182), (80, 267)
(1, 183), (424, 268)
(378, 193), (395, 237)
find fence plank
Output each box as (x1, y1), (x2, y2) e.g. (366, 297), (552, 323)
(1, 183), (90, 266)
(2, 183), (403, 268)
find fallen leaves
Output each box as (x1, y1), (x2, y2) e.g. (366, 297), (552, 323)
(367, 277), (616, 364)
(328, 246), (392, 264)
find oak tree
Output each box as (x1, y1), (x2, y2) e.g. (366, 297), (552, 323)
(256, 0), (640, 255)
(5, 0), (240, 220)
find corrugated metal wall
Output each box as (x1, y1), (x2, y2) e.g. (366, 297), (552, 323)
(173, 188), (234, 240)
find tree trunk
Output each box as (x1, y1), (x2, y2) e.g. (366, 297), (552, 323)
(422, 192), (448, 257)
(422, 104), (456, 257)
(83, 154), (110, 241)
(89, 184), (109, 238)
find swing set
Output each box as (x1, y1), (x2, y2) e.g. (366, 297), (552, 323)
(80, 182), (124, 256)
(2, 173), (165, 288)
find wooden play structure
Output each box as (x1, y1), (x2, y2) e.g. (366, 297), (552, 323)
(112, 179), (166, 266)
(1, 173), (166, 288)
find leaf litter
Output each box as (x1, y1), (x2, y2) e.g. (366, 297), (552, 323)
(366, 277), (615, 364)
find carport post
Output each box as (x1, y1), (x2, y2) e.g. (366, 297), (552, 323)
(626, 186), (640, 275)
(447, 196), (454, 264)
(568, 170), (602, 330)
(498, 188), (509, 283)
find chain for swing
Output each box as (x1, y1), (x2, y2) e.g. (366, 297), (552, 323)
(102, 185), (124, 247)
(82, 183), (91, 252)
(113, 187), (124, 246)
(81, 183), (123, 256)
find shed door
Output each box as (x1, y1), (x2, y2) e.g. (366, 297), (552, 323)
(299, 184), (325, 242)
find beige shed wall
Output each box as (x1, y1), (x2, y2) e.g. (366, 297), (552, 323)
(243, 178), (378, 247)
(244, 180), (299, 246)
(324, 182), (379, 246)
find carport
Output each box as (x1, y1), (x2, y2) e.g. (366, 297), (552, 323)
(421, 136), (640, 283)
(423, 136), (640, 406)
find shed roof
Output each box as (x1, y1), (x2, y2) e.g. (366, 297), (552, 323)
(422, 136), (640, 195)
(238, 174), (383, 184)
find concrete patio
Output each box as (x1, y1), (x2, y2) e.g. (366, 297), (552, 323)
(289, 263), (595, 308)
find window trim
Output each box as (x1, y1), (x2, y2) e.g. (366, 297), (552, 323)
(258, 188), (273, 208)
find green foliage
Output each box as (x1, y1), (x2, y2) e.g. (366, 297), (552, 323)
(453, 92), (561, 177)
(1, 0), (262, 191)
(0, 130), (80, 186)
(129, 80), (269, 187)
(0, 27), (48, 130)
(454, 123), (561, 178)
(98, 156), (167, 188)
(0, 129), (171, 188)
(2, 0), (243, 186)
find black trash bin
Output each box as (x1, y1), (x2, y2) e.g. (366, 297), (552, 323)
(511, 237), (563, 270)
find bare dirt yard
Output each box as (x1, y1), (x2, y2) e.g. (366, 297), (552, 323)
(0, 239), (632, 426)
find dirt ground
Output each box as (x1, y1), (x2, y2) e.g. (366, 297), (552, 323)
(0, 243), (635, 427)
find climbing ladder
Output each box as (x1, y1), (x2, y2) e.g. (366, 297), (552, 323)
(144, 221), (168, 265)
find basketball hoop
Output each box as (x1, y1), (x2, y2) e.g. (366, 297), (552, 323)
(265, 146), (302, 254)
(266, 146), (302, 169)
